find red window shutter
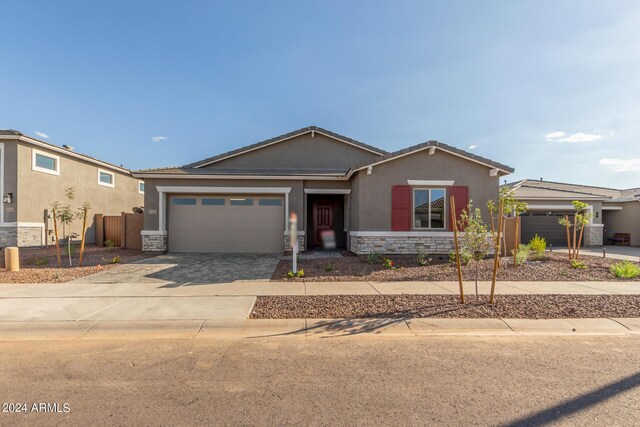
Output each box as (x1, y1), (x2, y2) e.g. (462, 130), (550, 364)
(391, 185), (411, 231)
(449, 186), (469, 231)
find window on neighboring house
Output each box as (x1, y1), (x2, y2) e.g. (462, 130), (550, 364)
(32, 149), (60, 175)
(98, 169), (115, 187)
(138, 181), (145, 194)
(413, 188), (446, 229)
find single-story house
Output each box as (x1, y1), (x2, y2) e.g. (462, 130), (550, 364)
(133, 126), (514, 254)
(504, 179), (640, 247)
(0, 130), (145, 247)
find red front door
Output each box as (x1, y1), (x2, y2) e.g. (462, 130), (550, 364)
(313, 201), (333, 247)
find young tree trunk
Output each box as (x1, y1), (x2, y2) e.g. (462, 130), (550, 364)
(576, 224), (585, 259)
(573, 213), (578, 259)
(79, 208), (88, 266)
(52, 209), (61, 268)
(564, 215), (571, 260)
(512, 213), (520, 267)
(489, 200), (505, 304)
(67, 235), (72, 267)
(449, 196), (464, 304)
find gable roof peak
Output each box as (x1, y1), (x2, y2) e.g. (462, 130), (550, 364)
(186, 125), (388, 169)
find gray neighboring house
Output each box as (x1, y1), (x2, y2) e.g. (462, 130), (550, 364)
(505, 179), (640, 247)
(0, 130), (145, 247)
(134, 126), (513, 254)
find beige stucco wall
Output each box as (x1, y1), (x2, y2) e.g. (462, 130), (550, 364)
(1, 141), (18, 223)
(350, 149), (501, 231)
(15, 141), (144, 244)
(200, 133), (381, 170)
(602, 202), (640, 246)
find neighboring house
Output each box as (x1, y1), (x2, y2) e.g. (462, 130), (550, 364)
(0, 130), (145, 247)
(505, 179), (640, 247)
(134, 126), (513, 254)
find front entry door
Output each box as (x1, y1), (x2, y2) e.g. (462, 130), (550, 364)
(313, 201), (333, 247)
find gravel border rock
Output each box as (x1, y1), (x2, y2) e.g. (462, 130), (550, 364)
(0, 246), (157, 283)
(272, 252), (635, 282)
(251, 295), (640, 319)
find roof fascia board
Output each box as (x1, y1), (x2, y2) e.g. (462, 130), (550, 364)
(193, 129), (384, 169)
(0, 135), (131, 175)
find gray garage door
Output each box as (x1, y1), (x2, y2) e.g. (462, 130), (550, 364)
(521, 211), (580, 247)
(168, 195), (284, 253)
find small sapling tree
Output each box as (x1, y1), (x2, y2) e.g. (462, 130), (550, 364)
(459, 203), (491, 298)
(558, 200), (592, 261)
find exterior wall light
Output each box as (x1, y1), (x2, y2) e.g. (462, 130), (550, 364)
(3, 193), (12, 204)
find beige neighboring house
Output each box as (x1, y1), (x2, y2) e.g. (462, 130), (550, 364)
(0, 130), (144, 247)
(134, 126), (514, 254)
(505, 179), (640, 247)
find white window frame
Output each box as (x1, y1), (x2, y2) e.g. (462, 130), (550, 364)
(138, 180), (145, 194)
(32, 149), (60, 176)
(412, 188), (447, 230)
(97, 168), (115, 188)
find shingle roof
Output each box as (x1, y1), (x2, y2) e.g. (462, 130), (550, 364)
(134, 127), (515, 177)
(184, 125), (388, 169)
(505, 179), (640, 202)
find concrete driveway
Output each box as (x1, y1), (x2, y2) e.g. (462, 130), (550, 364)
(71, 253), (282, 286)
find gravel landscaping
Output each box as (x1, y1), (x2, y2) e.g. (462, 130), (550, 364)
(0, 245), (157, 283)
(272, 251), (636, 282)
(251, 294), (640, 319)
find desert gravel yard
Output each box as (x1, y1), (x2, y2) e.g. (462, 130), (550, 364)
(0, 245), (156, 283)
(272, 252), (636, 282)
(251, 294), (640, 319)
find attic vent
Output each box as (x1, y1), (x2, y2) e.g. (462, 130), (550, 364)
(62, 145), (75, 151)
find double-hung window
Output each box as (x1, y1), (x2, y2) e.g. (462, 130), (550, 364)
(413, 188), (446, 229)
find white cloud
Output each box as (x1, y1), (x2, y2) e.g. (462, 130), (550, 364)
(468, 145), (477, 150)
(557, 132), (603, 143)
(35, 131), (50, 139)
(545, 131), (565, 139)
(152, 136), (168, 142)
(599, 158), (640, 173)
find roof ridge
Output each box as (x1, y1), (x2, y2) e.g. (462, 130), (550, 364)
(520, 178), (620, 192)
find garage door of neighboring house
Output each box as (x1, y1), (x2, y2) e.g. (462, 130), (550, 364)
(168, 195), (284, 253)
(521, 211), (582, 247)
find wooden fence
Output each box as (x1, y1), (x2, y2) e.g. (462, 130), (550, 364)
(95, 212), (143, 250)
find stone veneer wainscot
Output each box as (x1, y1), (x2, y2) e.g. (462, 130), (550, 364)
(349, 232), (456, 255)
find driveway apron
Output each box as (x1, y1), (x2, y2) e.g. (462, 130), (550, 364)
(71, 253), (281, 286)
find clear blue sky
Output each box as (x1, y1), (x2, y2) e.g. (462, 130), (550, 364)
(2, 1), (639, 188)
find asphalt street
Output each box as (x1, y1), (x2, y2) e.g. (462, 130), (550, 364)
(1, 336), (639, 426)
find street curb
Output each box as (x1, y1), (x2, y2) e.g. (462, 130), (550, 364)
(0, 317), (638, 340)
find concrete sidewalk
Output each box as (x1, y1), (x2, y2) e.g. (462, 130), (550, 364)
(0, 280), (638, 298)
(0, 280), (637, 323)
(0, 317), (639, 340)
